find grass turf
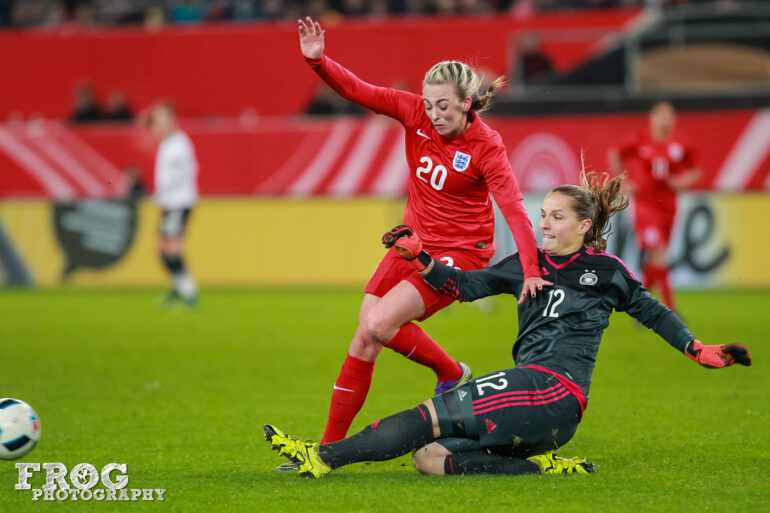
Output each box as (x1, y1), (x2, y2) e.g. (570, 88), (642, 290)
(0, 288), (767, 512)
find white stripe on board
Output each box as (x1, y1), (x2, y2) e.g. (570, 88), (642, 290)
(255, 128), (327, 194)
(25, 125), (106, 196)
(714, 109), (770, 191)
(371, 135), (408, 196)
(47, 121), (125, 184)
(0, 126), (76, 199)
(287, 120), (356, 197)
(328, 119), (388, 196)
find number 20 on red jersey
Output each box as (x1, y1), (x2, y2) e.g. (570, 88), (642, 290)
(416, 156), (447, 191)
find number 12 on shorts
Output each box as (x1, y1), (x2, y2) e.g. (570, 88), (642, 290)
(475, 372), (508, 396)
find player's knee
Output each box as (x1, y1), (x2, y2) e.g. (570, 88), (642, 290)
(349, 327), (383, 361)
(366, 325), (389, 345)
(364, 311), (395, 345)
(411, 448), (431, 474)
(411, 445), (446, 475)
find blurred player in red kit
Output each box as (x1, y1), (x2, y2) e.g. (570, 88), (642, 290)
(608, 102), (700, 311)
(296, 17), (550, 448)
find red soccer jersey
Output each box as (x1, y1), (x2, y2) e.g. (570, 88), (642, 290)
(307, 55), (540, 278)
(617, 131), (697, 214)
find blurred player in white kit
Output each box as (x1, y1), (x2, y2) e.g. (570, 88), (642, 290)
(147, 101), (199, 307)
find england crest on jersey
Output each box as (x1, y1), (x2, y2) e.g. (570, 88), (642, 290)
(453, 151), (471, 172)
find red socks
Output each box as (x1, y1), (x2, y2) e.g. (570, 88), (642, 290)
(642, 262), (676, 311)
(321, 324), (459, 444)
(384, 322), (461, 382)
(321, 355), (375, 444)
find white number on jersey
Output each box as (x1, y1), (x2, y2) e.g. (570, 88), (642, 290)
(475, 371), (509, 396)
(416, 156), (447, 191)
(542, 289), (565, 318)
(439, 256), (461, 270)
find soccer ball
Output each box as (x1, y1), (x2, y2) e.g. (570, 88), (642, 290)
(0, 398), (41, 460)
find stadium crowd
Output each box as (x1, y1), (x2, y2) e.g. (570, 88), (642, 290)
(0, 0), (713, 29)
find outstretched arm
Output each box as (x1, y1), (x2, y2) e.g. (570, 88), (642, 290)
(484, 143), (551, 302)
(298, 17), (416, 120)
(382, 225), (523, 302)
(421, 257), (522, 303)
(616, 272), (752, 369)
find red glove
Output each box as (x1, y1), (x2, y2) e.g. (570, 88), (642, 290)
(393, 234), (422, 260)
(381, 225), (432, 272)
(686, 340), (752, 369)
(382, 225), (414, 248)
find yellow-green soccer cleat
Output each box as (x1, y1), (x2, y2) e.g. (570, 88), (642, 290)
(529, 452), (597, 475)
(264, 424), (332, 479)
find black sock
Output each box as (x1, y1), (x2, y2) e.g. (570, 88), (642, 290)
(444, 451), (540, 475)
(161, 254), (185, 275)
(319, 405), (434, 469)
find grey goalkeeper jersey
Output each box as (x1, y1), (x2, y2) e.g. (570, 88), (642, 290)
(422, 247), (695, 398)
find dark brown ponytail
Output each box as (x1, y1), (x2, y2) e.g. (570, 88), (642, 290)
(551, 171), (629, 252)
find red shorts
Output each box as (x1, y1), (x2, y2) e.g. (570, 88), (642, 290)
(634, 203), (675, 251)
(364, 246), (489, 322)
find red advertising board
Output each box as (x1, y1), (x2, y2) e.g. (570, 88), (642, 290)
(1, 109), (768, 199)
(0, 10), (639, 119)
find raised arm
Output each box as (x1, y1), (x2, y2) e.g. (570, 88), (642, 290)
(298, 17), (417, 121)
(298, 16), (325, 60)
(381, 225), (523, 302)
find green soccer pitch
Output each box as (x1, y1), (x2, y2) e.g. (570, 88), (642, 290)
(0, 288), (767, 512)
